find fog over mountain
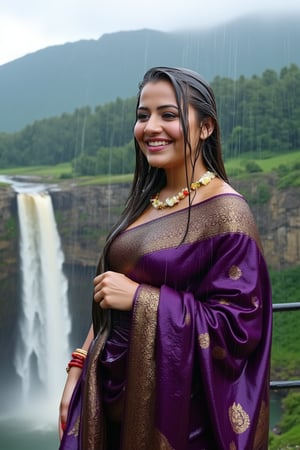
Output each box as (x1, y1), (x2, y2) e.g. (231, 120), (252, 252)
(0, 13), (299, 132)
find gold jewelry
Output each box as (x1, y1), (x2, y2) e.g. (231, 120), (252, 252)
(150, 170), (216, 210)
(74, 348), (88, 356)
(66, 348), (88, 373)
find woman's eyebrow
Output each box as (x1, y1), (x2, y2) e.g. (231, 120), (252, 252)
(137, 104), (179, 111)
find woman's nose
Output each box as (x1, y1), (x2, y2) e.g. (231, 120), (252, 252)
(143, 115), (162, 133)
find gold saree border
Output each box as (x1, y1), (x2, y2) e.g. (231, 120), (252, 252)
(150, 194), (262, 253)
(121, 285), (174, 449)
(81, 325), (110, 450)
(253, 400), (270, 450)
(109, 195), (263, 274)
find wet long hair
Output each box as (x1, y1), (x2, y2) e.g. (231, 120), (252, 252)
(99, 66), (229, 270)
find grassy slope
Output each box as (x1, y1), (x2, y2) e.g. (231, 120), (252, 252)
(225, 150), (300, 189)
(0, 149), (299, 182)
(225, 150), (300, 172)
(0, 163), (134, 184)
(270, 266), (300, 380)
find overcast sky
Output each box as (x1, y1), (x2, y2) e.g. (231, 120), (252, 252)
(1, 0), (300, 66)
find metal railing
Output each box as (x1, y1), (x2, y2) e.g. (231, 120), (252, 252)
(270, 302), (300, 390)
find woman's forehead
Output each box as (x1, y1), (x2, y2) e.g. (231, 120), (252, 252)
(138, 80), (178, 105)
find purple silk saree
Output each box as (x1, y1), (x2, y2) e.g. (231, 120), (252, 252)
(59, 194), (272, 450)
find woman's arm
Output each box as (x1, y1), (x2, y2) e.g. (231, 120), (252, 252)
(58, 324), (94, 439)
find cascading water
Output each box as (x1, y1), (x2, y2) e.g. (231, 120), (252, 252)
(15, 190), (71, 422)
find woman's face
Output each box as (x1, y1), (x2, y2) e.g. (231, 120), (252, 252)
(134, 80), (201, 171)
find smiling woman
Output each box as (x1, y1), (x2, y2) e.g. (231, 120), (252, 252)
(135, 87), (183, 172)
(58, 66), (272, 450)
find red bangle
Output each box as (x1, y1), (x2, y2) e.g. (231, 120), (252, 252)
(72, 352), (86, 360)
(68, 361), (84, 370)
(65, 348), (87, 373)
(66, 359), (84, 373)
(71, 357), (84, 365)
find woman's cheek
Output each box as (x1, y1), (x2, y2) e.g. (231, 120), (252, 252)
(133, 122), (144, 142)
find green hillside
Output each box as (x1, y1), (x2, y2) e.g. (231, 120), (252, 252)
(269, 265), (300, 449)
(225, 151), (300, 187)
(0, 12), (299, 132)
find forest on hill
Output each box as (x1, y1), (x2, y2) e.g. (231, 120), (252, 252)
(0, 64), (299, 174)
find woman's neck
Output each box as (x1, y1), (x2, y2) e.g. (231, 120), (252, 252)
(164, 163), (208, 192)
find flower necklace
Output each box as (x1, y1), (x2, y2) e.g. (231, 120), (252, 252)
(150, 170), (216, 210)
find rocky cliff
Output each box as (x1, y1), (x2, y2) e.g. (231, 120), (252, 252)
(50, 182), (132, 268)
(0, 185), (19, 389)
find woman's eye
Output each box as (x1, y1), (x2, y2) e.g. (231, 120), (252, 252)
(162, 112), (177, 119)
(137, 113), (148, 121)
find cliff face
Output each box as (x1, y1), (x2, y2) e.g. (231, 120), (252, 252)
(232, 175), (300, 270)
(0, 179), (299, 399)
(0, 186), (19, 388)
(0, 179), (299, 280)
(0, 186), (18, 278)
(50, 183), (132, 268)
(261, 188), (300, 268)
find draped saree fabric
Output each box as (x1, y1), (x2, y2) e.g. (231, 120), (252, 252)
(59, 194), (272, 450)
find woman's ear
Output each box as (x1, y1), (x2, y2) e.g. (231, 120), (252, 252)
(200, 118), (215, 140)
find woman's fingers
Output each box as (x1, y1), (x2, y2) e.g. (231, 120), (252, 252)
(93, 271), (138, 311)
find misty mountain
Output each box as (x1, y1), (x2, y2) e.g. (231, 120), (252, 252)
(0, 13), (299, 132)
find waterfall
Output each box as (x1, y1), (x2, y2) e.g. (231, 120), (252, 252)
(15, 191), (71, 422)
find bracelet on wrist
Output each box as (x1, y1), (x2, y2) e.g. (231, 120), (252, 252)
(66, 348), (87, 373)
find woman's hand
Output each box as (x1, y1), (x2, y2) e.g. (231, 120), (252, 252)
(93, 271), (139, 310)
(58, 367), (82, 440)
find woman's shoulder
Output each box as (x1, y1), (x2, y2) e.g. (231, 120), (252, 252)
(192, 181), (262, 244)
(194, 177), (244, 207)
(207, 178), (241, 198)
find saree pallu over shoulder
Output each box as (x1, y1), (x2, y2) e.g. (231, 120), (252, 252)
(62, 194), (272, 450)
(121, 284), (165, 449)
(123, 195), (270, 449)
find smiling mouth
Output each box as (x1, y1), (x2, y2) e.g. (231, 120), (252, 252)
(147, 140), (171, 147)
